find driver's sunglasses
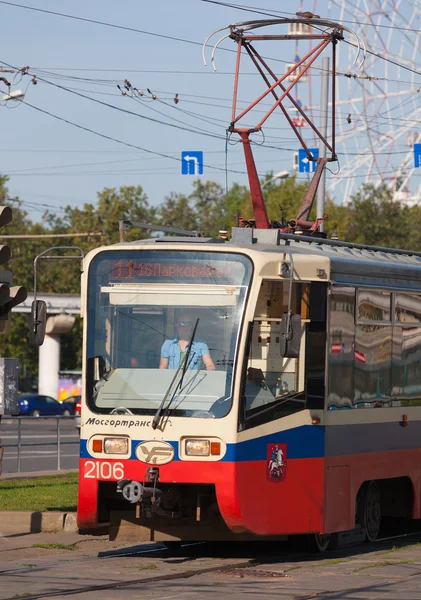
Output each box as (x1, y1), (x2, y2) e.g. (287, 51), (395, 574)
(178, 320), (193, 326)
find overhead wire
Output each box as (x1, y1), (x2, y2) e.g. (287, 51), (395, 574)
(0, 1), (209, 49)
(198, 0), (421, 34)
(0, 12), (415, 179)
(30, 74), (227, 141)
(0, 62), (417, 176)
(26, 65), (421, 86)
(2, 0), (420, 39)
(2, 1), (418, 84)
(6, 60), (418, 143)
(0, 0), (421, 205)
(18, 99), (257, 176)
(0, 66), (414, 169)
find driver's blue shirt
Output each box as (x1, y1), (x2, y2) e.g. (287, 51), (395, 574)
(161, 338), (210, 370)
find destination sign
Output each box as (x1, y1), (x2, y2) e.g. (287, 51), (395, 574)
(111, 260), (235, 281)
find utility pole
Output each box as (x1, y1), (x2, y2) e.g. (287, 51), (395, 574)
(317, 56), (330, 232)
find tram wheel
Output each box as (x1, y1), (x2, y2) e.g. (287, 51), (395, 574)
(359, 481), (381, 542)
(307, 533), (332, 553)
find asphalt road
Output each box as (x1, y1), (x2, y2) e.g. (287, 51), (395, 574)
(0, 417), (79, 474)
(3, 530), (421, 600)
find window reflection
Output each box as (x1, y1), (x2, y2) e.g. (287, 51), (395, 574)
(358, 290), (391, 323)
(327, 287), (355, 410)
(395, 293), (421, 324)
(392, 325), (421, 406)
(354, 325), (392, 407)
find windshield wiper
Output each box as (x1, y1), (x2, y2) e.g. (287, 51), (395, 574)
(152, 318), (199, 431)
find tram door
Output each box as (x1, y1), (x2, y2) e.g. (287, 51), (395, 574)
(236, 280), (327, 535)
(241, 280), (308, 419)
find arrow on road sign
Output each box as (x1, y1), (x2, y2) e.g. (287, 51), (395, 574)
(181, 151), (204, 175)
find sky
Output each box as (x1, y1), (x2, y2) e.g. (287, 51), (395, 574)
(0, 0), (420, 223)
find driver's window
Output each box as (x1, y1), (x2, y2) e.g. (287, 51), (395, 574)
(105, 305), (238, 374)
(242, 280), (307, 425)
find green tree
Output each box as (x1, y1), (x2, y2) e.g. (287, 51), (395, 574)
(264, 175), (311, 223)
(156, 192), (198, 233)
(343, 184), (412, 248)
(0, 178), (42, 378)
(42, 185), (155, 295)
(156, 180), (251, 237)
(1, 183), (156, 379)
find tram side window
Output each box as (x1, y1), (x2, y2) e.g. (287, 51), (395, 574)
(354, 290), (392, 408)
(327, 287), (355, 410)
(354, 324), (392, 408)
(392, 293), (421, 407)
(358, 289), (391, 322)
(241, 280), (307, 427)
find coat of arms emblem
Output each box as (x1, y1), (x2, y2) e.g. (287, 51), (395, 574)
(267, 443), (287, 482)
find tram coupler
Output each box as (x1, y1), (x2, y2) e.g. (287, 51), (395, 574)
(117, 479), (161, 505)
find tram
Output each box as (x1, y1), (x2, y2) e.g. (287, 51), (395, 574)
(77, 228), (421, 548)
(74, 18), (421, 549)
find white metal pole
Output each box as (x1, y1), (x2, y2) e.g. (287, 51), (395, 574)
(317, 56), (330, 232)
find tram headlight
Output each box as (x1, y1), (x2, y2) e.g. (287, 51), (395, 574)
(185, 439), (210, 456)
(104, 437), (129, 455)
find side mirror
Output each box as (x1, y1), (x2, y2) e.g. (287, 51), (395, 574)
(280, 312), (301, 358)
(29, 300), (47, 347)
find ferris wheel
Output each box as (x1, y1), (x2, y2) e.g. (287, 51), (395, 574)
(292, 1), (421, 205)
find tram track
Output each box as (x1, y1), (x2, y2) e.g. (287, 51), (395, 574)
(0, 540), (186, 576)
(2, 556), (257, 600)
(2, 528), (421, 578)
(3, 527), (421, 599)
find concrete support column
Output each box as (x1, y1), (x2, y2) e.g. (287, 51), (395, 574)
(38, 314), (75, 400)
(39, 333), (61, 399)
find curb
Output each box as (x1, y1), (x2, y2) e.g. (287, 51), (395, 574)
(0, 511), (78, 534)
(0, 469), (78, 480)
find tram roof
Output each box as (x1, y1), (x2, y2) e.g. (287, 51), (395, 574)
(229, 229), (421, 289)
(122, 229), (421, 266)
(92, 228), (421, 290)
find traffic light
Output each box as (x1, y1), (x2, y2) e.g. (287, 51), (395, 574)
(29, 298), (47, 346)
(0, 205), (27, 334)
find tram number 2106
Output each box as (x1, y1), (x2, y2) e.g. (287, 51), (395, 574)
(84, 461), (124, 480)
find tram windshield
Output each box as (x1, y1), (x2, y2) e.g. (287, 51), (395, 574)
(86, 250), (252, 418)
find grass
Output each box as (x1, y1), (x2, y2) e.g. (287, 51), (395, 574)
(375, 542), (421, 557)
(32, 543), (75, 551)
(353, 559), (417, 572)
(319, 559), (348, 566)
(137, 564), (157, 571)
(375, 547), (398, 555)
(0, 473), (78, 512)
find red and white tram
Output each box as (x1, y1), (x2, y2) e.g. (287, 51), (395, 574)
(77, 229), (421, 549)
(74, 17), (420, 549)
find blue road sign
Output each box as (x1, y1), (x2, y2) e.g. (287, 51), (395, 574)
(414, 144), (421, 168)
(181, 151), (204, 175)
(298, 148), (319, 173)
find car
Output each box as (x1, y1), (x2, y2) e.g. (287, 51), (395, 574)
(75, 399), (81, 430)
(59, 395), (81, 415)
(18, 394), (74, 417)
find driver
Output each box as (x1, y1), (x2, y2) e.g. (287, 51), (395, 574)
(159, 314), (215, 371)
